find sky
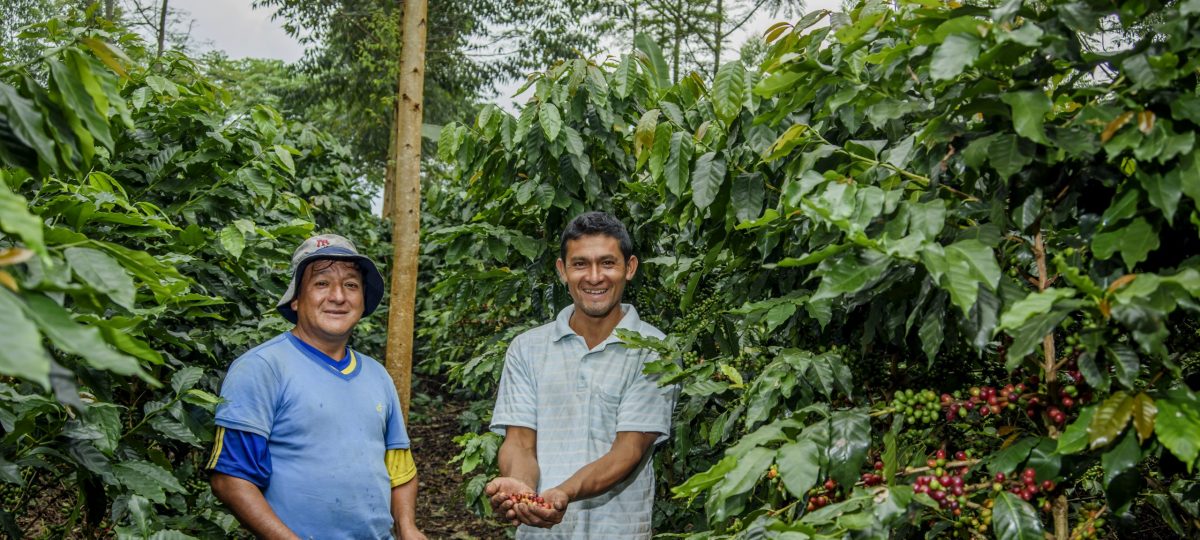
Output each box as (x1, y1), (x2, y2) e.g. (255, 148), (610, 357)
(172, 0), (845, 113)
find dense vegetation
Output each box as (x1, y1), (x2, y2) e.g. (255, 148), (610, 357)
(436, 0), (1200, 538)
(0, 10), (387, 538)
(3, 0), (1200, 539)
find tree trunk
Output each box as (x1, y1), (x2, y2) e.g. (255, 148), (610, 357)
(712, 0), (722, 76)
(385, 0), (428, 421)
(382, 100), (398, 219)
(672, 0), (681, 82)
(104, 0), (115, 20)
(156, 0), (168, 58)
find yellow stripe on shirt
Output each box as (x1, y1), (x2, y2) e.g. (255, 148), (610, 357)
(385, 448), (416, 487)
(341, 350), (358, 375)
(207, 426), (225, 469)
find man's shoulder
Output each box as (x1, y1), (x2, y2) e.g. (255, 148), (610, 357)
(226, 333), (291, 373)
(511, 319), (560, 345)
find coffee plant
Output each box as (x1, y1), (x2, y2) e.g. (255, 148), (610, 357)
(435, 0), (1200, 538)
(0, 7), (386, 537)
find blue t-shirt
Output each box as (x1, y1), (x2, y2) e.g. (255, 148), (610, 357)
(215, 332), (410, 540)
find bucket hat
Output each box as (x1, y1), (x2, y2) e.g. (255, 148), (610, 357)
(276, 234), (385, 324)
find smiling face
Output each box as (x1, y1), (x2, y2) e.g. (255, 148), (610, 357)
(290, 259), (364, 352)
(555, 234), (638, 324)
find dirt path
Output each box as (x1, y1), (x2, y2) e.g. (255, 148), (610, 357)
(408, 398), (510, 540)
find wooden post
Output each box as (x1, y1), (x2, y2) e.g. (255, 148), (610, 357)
(385, 0), (428, 421)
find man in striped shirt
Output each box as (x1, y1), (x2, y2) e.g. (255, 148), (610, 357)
(486, 212), (679, 538)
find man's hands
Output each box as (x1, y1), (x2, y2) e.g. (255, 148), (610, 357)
(485, 477), (569, 528)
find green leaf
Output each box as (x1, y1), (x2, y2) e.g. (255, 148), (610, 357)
(0, 82), (57, 173)
(691, 152), (726, 210)
(1101, 189), (1140, 227)
(730, 173), (764, 223)
(170, 366), (204, 395)
(825, 409), (870, 488)
(633, 109), (660, 165)
(0, 290), (51, 388)
(998, 288), (1077, 330)
(712, 61), (746, 125)
(939, 239), (1002, 314)
(988, 134), (1034, 179)
(664, 132), (694, 197)
(539, 102), (561, 142)
(19, 292), (151, 382)
(1089, 391), (1133, 449)
(931, 34), (981, 80)
(1142, 171), (1182, 222)
(672, 455), (736, 500)
(64, 247), (135, 310)
(149, 415), (202, 446)
(272, 145), (295, 175)
(1057, 406), (1096, 455)
(1155, 388), (1200, 472)
(1130, 392), (1157, 443)
(775, 439), (820, 499)
(1000, 91), (1052, 144)
(634, 33), (670, 89)
(1101, 430), (1142, 510)
(715, 446), (773, 502)
(1105, 344), (1140, 390)
(612, 54), (635, 99)
(113, 460), (185, 504)
(219, 225), (246, 259)
(0, 182), (46, 256)
(148, 531), (199, 540)
(813, 251), (890, 302)
(987, 437), (1037, 475)
(1092, 217), (1158, 270)
(992, 491), (1044, 540)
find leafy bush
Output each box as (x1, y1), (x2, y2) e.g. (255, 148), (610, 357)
(435, 0), (1200, 537)
(0, 12), (386, 538)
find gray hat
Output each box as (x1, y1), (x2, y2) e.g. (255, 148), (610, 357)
(276, 234), (385, 324)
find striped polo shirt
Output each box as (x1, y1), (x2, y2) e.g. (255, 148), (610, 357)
(491, 304), (678, 539)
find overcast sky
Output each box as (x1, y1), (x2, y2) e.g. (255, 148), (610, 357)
(173, 0), (844, 113)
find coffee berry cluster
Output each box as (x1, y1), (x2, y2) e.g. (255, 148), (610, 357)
(892, 389), (941, 425)
(1069, 506), (1107, 540)
(508, 492), (554, 510)
(993, 467), (1054, 503)
(805, 478), (841, 512)
(912, 449), (972, 514)
(859, 460), (884, 486)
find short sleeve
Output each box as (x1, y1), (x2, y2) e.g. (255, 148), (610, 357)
(384, 376), (410, 449)
(489, 341), (537, 436)
(616, 349), (678, 444)
(214, 355), (279, 437)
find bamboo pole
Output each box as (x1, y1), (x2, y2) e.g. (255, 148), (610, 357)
(385, 0), (428, 421)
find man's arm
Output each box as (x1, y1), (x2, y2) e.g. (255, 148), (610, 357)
(513, 431), (659, 528)
(485, 426), (540, 525)
(391, 476), (426, 540)
(210, 472), (300, 540)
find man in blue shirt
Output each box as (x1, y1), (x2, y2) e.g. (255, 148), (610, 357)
(485, 212), (678, 538)
(207, 234), (425, 540)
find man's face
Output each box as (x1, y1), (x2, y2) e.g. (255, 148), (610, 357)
(556, 234), (638, 320)
(291, 260), (364, 343)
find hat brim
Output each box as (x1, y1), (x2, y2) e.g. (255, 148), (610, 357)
(276, 249), (385, 324)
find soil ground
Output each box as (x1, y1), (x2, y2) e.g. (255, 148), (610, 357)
(408, 397), (511, 540)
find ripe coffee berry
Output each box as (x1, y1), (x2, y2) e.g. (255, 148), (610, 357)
(509, 492), (554, 510)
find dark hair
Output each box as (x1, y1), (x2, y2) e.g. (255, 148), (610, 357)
(560, 211), (634, 261)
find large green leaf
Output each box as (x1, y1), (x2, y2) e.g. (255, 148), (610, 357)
(825, 409), (870, 488)
(611, 54), (635, 99)
(0, 82), (57, 173)
(936, 239), (1002, 314)
(1092, 217), (1158, 270)
(634, 33), (670, 89)
(664, 132), (694, 197)
(0, 290), (51, 388)
(931, 34), (981, 80)
(1155, 388), (1200, 471)
(0, 182), (46, 256)
(998, 288), (1077, 330)
(219, 225), (246, 259)
(19, 292), (151, 382)
(1101, 430), (1142, 511)
(691, 152), (726, 210)
(672, 455), (736, 501)
(112, 460), (185, 504)
(64, 247), (135, 310)
(539, 102), (562, 142)
(712, 61), (746, 125)
(992, 491), (1044, 540)
(1089, 391), (1133, 449)
(988, 134), (1034, 179)
(1000, 91), (1052, 144)
(730, 173), (764, 223)
(775, 439), (820, 499)
(1057, 406), (1096, 455)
